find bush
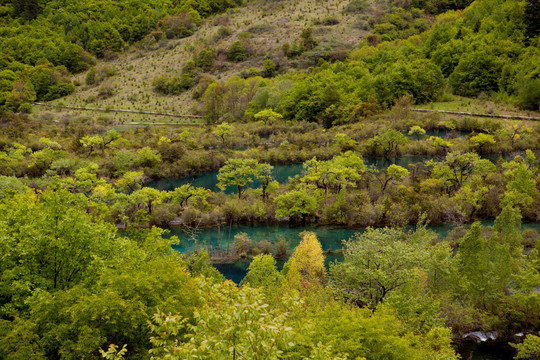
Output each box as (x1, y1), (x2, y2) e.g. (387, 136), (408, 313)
(152, 76), (181, 95)
(263, 59), (276, 78)
(43, 83), (75, 101)
(228, 41), (248, 62)
(232, 232), (252, 257)
(195, 47), (215, 71)
(256, 240), (274, 255)
(517, 78), (540, 110)
(275, 238), (289, 258)
(449, 51), (503, 97)
(160, 12), (198, 39)
(215, 26), (232, 41)
(315, 16), (340, 26)
(344, 0), (369, 13)
(85, 67), (96, 85)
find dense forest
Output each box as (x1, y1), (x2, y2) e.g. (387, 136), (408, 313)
(0, 0), (540, 358)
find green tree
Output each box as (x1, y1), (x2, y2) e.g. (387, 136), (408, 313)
(513, 334), (540, 360)
(241, 254), (282, 295)
(214, 122), (231, 144)
(456, 222), (515, 310)
(408, 125), (426, 140)
(257, 163), (274, 201)
(0, 190), (119, 297)
(228, 41), (248, 62)
(129, 187), (166, 215)
(366, 129), (408, 159)
(201, 82), (224, 123)
(217, 158), (261, 199)
(171, 184), (209, 208)
(263, 59), (276, 78)
(428, 152), (482, 191)
(371, 164), (409, 193)
(330, 227), (431, 309)
(524, 0), (540, 41)
(502, 155), (538, 210)
(194, 46), (215, 70)
(148, 279), (296, 359)
(300, 27), (317, 50)
(470, 133), (495, 154)
(449, 50), (503, 97)
(254, 109), (283, 125)
(12, 0), (41, 21)
(302, 152), (364, 197)
(274, 189), (318, 223)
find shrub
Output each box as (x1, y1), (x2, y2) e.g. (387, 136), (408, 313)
(517, 78), (540, 110)
(152, 75), (182, 95)
(256, 240), (274, 255)
(195, 47), (216, 71)
(85, 67), (96, 85)
(215, 26), (232, 41)
(232, 232), (252, 257)
(275, 238), (289, 258)
(263, 59), (276, 78)
(228, 41), (248, 62)
(160, 12), (198, 39)
(344, 0), (369, 13)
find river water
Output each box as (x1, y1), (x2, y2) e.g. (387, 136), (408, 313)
(147, 153), (518, 193)
(154, 152), (531, 360)
(167, 221), (540, 283)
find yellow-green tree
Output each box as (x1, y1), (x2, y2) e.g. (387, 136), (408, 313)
(286, 232), (326, 286)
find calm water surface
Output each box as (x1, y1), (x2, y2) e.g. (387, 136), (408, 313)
(167, 221), (540, 283)
(147, 153), (520, 193)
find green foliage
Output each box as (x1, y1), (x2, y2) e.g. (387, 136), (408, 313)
(214, 121), (232, 143)
(302, 151), (365, 196)
(343, 0), (369, 14)
(228, 41), (248, 62)
(0, 190), (119, 295)
(408, 125), (426, 140)
(274, 189), (318, 222)
(300, 27), (317, 51)
(194, 46), (215, 71)
(513, 334), (540, 359)
(0, 176), (27, 199)
(241, 254), (282, 293)
(449, 51), (503, 97)
(366, 129), (408, 159)
(148, 278), (296, 359)
(263, 59), (276, 78)
(217, 158), (262, 198)
(330, 227), (431, 309)
(523, 0), (540, 40)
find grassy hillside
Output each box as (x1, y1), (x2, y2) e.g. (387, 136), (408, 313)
(40, 0), (539, 127)
(47, 0), (370, 122)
